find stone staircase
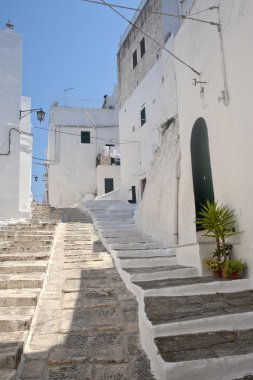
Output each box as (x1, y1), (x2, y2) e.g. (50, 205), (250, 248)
(0, 204), (59, 380)
(84, 200), (253, 380)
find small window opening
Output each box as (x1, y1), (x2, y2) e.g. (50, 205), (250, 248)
(133, 49), (137, 68)
(140, 37), (145, 57)
(81, 131), (90, 144)
(140, 106), (146, 126)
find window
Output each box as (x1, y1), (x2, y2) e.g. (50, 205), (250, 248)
(140, 106), (146, 126)
(140, 37), (145, 57)
(133, 49), (137, 68)
(104, 178), (114, 194)
(81, 131), (90, 144)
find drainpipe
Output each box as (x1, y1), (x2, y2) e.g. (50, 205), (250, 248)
(217, 7), (230, 105)
(173, 139), (181, 245)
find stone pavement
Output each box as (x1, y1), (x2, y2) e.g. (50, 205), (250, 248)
(18, 208), (154, 380)
(0, 204), (58, 380)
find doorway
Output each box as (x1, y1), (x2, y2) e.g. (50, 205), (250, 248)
(191, 118), (214, 221)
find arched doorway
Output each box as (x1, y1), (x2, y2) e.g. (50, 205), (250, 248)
(191, 118), (214, 222)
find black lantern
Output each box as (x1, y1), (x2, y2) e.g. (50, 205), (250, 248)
(36, 109), (46, 122)
(20, 108), (46, 123)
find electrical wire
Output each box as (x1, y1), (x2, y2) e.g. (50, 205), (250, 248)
(33, 125), (140, 145)
(189, 6), (219, 16)
(82, 0), (220, 27)
(98, 0), (200, 75)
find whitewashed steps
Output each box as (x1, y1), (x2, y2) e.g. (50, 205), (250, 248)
(84, 199), (253, 380)
(110, 242), (169, 250)
(120, 256), (177, 269)
(125, 266), (200, 282)
(114, 248), (175, 257)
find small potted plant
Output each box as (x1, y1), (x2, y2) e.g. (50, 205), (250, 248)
(203, 257), (223, 277)
(195, 200), (238, 262)
(223, 259), (247, 280)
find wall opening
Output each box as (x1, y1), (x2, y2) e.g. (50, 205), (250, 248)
(141, 178), (146, 199)
(104, 178), (114, 194)
(81, 131), (90, 144)
(191, 117), (214, 224)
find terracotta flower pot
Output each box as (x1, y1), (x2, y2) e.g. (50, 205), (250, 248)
(212, 270), (222, 278)
(230, 272), (240, 280)
(222, 269), (229, 279)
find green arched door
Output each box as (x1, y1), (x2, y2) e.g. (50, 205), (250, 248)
(191, 118), (214, 222)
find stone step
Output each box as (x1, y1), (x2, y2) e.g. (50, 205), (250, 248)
(0, 314), (32, 332)
(155, 329), (253, 380)
(14, 235), (54, 241)
(115, 248), (175, 258)
(145, 291), (253, 336)
(110, 242), (169, 250)
(0, 369), (16, 380)
(100, 230), (150, 238)
(0, 252), (49, 262)
(0, 331), (28, 369)
(0, 273), (45, 289)
(11, 240), (52, 247)
(1, 246), (51, 253)
(0, 289), (40, 307)
(0, 261), (47, 274)
(120, 256), (177, 269)
(124, 265), (199, 282)
(106, 236), (153, 243)
(136, 278), (251, 297)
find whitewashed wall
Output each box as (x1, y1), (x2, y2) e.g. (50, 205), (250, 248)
(119, 37), (177, 203)
(97, 165), (121, 196)
(0, 28), (22, 219)
(173, 0), (253, 278)
(19, 96), (32, 217)
(47, 105), (119, 207)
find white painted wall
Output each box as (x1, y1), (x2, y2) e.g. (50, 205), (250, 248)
(19, 96), (32, 217)
(0, 28), (22, 219)
(47, 104), (119, 207)
(97, 165), (121, 196)
(119, 0), (253, 281)
(173, 0), (253, 279)
(119, 37), (177, 203)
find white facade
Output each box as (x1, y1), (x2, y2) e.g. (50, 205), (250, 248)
(118, 0), (253, 280)
(0, 25), (33, 220)
(97, 165), (121, 197)
(47, 92), (119, 207)
(19, 96), (33, 217)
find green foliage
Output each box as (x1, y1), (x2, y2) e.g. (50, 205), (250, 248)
(204, 257), (223, 272)
(195, 200), (238, 259)
(223, 259), (246, 275)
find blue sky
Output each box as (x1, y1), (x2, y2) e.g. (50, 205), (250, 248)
(2, 0), (136, 202)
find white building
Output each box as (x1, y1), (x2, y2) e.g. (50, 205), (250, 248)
(117, 0), (253, 281)
(0, 22), (33, 220)
(47, 88), (120, 207)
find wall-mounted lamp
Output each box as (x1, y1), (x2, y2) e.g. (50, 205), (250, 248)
(32, 175), (39, 182)
(20, 108), (46, 123)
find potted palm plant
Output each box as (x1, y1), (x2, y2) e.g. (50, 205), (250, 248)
(195, 201), (245, 278)
(195, 200), (237, 262)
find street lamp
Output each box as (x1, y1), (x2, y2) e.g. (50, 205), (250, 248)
(20, 108), (46, 122)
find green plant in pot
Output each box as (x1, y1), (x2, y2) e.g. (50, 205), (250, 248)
(195, 200), (238, 262)
(223, 259), (247, 280)
(203, 257), (223, 277)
